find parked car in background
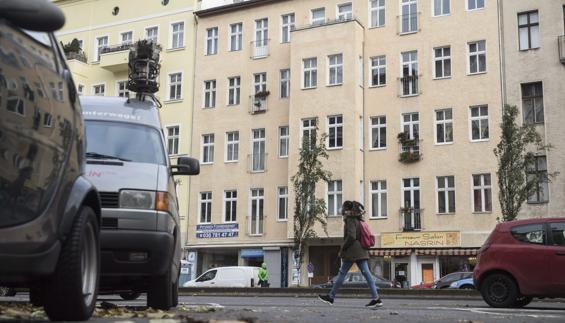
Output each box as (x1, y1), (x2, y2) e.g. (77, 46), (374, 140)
(433, 272), (473, 289)
(313, 272), (398, 289)
(448, 277), (475, 289)
(0, 1), (101, 320)
(183, 266), (261, 288)
(474, 218), (565, 308)
(411, 282), (434, 289)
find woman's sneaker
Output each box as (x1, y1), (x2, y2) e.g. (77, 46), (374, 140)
(318, 294), (334, 305)
(365, 298), (383, 308)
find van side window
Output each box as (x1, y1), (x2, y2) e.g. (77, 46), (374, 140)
(550, 223), (565, 246)
(196, 269), (217, 282)
(511, 224), (546, 245)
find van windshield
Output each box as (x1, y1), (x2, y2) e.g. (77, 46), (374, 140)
(85, 120), (166, 165)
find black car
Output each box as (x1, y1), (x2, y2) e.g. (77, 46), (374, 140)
(433, 272), (473, 289)
(314, 272), (399, 289)
(0, 0), (101, 321)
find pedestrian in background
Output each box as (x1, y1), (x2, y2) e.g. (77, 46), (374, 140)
(258, 262), (269, 287)
(318, 201), (383, 308)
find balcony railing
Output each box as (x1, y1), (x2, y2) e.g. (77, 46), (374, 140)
(249, 94), (268, 114)
(397, 133), (422, 163)
(401, 208), (421, 231)
(293, 16), (356, 32)
(100, 43), (133, 55)
(559, 35), (565, 64)
(250, 39), (269, 59)
(247, 153), (267, 173)
(65, 51), (87, 63)
(397, 12), (421, 35)
(399, 75), (419, 97)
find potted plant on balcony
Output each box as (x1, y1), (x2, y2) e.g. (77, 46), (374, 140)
(253, 90), (270, 109)
(399, 151), (420, 163)
(61, 38), (87, 62)
(397, 132), (418, 147)
(397, 132), (420, 163)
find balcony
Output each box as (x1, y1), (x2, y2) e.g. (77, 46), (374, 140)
(99, 43), (132, 72)
(250, 39), (269, 59)
(65, 51), (87, 63)
(247, 153), (267, 173)
(559, 35), (565, 64)
(397, 12), (421, 35)
(399, 75), (419, 97)
(249, 92), (269, 114)
(401, 208), (421, 231)
(397, 132), (422, 163)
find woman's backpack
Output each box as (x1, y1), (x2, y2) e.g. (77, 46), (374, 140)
(358, 220), (376, 249)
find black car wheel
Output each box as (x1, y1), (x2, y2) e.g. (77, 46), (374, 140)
(119, 292), (141, 301)
(480, 274), (519, 308)
(147, 265), (173, 310)
(513, 296), (533, 308)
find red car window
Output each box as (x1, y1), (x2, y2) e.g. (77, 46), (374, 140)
(550, 223), (565, 246)
(511, 224), (546, 245)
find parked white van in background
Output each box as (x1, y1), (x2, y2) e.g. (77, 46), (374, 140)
(183, 266), (260, 288)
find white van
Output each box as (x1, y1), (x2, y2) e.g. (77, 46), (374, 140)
(183, 266), (260, 288)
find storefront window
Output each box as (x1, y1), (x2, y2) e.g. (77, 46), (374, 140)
(368, 256), (392, 280)
(439, 256), (475, 277)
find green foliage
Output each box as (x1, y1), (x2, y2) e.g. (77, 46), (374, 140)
(61, 38), (81, 54)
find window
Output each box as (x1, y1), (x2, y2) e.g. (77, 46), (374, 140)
(327, 180), (343, 216)
(402, 178), (421, 230)
(166, 125), (180, 155)
(470, 105), (489, 141)
(434, 46), (451, 78)
(251, 129), (266, 172)
(253, 72), (267, 94)
(511, 224), (546, 245)
(301, 118), (317, 148)
(327, 115), (343, 149)
(328, 54), (343, 85)
(549, 223), (565, 246)
(199, 192), (212, 223)
(400, 0), (418, 34)
(303, 58), (317, 88)
(370, 116), (386, 149)
(521, 82), (544, 124)
(518, 11), (539, 50)
(95, 36), (108, 61)
(171, 22), (184, 48)
(402, 112), (420, 139)
(279, 126), (289, 157)
(370, 180), (387, 218)
(527, 156), (549, 203)
(168, 73), (182, 100)
(228, 77), (240, 105)
(437, 176), (455, 213)
(281, 13), (295, 43)
(93, 84), (105, 96)
(468, 40), (486, 74)
(435, 108), (453, 144)
(401, 51), (418, 96)
(196, 269), (217, 282)
(225, 131), (239, 162)
(116, 80), (129, 97)
(337, 3), (353, 20)
(7, 98), (24, 116)
(280, 69), (290, 98)
(472, 174), (492, 212)
(278, 186), (288, 220)
(311, 8), (325, 25)
(370, 0), (385, 28)
(145, 26), (158, 43)
(370, 55), (386, 86)
(250, 188), (264, 235)
(43, 113), (53, 128)
(206, 27), (218, 55)
(254, 18), (269, 49)
(204, 80), (216, 108)
(467, 0), (485, 11)
(121, 31), (133, 45)
(433, 0), (450, 16)
(229, 23), (243, 51)
(202, 134), (215, 164)
(224, 191), (237, 222)
(77, 84), (84, 95)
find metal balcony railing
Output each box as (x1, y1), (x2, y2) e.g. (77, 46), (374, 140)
(100, 43), (133, 55)
(247, 153), (267, 173)
(65, 51), (87, 63)
(399, 75), (419, 97)
(249, 94), (268, 114)
(401, 208), (421, 231)
(559, 35), (565, 64)
(250, 39), (269, 59)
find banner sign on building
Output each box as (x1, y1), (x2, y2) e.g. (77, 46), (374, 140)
(381, 231), (461, 248)
(196, 223), (239, 238)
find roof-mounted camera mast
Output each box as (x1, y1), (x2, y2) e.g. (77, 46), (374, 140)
(127, 39), (162, 108)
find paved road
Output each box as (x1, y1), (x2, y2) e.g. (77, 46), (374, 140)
(2, 294), (565, 322)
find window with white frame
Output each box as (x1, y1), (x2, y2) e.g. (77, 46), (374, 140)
(370, 55), (386, 86)
(228, 76), (240, 105)
(337, 3), (353, 20)
(279, 126), (289, 157)
(302, 118), (317, 148)
(467, 0), (485, 11)
(204, 80), (216, 108)
(225, 131), (239, 162)
(328, 115), (343, 149)
(437, 176), (455, 213)
(146, 26), (158, 43)
(518, 11), (539, 50)
(311, 8), (326, 25)
(93, 84), (105, 96)
(171, 22), (184, 48)
(278, 186), (288, 220)
(168, 73), (182, 100)
(402, 112), (419, 139)
(327, 180), (343, 216)
(433, 0), (450, 16)
(206, 27), (218, 55)
(95, 36), (108, 61)
(121, 31), (133, 45)
(328, 54), (343, 85)
(251, 128), (266, 172)
(280, 69), (290, 98)
(400, 0), (418, 34)
(43, 113), (53, 128)
(401, 50), (418, 96)
(434, 46), (451, 78)
(199, 192), (212, 223)
(527, 156), (549, 203)
(435, 108), (453, 144)
(281, 13), (295, 43)
(470, 105), (489, 141)
(229, 23), (243, 51)
(521, 82), (544, 124)
(117, 80), (129, 97)
(303, 57), (317, 88)
(224, 190), (237, 222)
(166, 126), (180, 155)
(468, 40), (486, 74)
(370, 180), (387, 218)
(402, 177), (421, 210)
(255, 18), (269, 48)
(472, 174), (492, 212)
(77, 84), (84, 95)
(250, 188), (264, 235)
(370, 0), (385, 28)
(370, 116), (386, 149)
(253, 72), (267, 94)
(202, 134), (215, 164)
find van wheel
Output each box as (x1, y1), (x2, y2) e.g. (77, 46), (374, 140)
(43, 206), (100, 321)
(480, 273), (519, 308)
(147, 267), (173, 310)
(513, 296), (533, 308)
(119, 292), (141, 301)
(30, 286), (45, 306)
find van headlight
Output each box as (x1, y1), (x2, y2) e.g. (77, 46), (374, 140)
(119, 190), (155, 209)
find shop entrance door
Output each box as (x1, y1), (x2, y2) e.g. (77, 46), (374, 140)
(394, 263), (409, 288)
(421, 264), (434, 284)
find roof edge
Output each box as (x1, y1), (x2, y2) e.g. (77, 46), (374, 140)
(195, 0), (287, 17)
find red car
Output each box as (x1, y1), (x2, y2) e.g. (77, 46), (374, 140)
(474, 218), (565, 308)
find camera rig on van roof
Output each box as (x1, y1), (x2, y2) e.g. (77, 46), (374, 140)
(127, 39), (162, 108)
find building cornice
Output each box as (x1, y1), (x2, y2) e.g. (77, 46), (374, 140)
(194, 0), (288, 18)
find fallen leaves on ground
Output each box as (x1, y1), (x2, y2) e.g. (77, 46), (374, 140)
(0, 303), (48, 321)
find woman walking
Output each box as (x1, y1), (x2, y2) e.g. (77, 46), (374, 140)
(318, 201), (383, 308)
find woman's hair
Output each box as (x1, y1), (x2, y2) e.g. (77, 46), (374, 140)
(342, 200), (365, 217)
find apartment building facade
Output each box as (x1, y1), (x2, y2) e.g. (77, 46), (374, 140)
(190, 0), (506, 287)
(54, 0), (197, 254)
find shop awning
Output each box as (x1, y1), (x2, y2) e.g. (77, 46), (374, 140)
(240, 249), (264, 258)
(369, 249), (412, 256)
(415, 248), (479, 256)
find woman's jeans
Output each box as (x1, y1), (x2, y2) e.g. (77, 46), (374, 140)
(329, 259), (378, 299)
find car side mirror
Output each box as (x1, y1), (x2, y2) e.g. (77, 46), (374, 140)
(171, 157), (200, 176)
(0, 0), (65, 32)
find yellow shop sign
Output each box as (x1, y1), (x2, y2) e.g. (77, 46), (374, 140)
(381, 231), (461, 248)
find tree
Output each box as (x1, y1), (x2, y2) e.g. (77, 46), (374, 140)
(494, 104), (554, 222)
(291, 128), (332, 285)
(61, 38), (82, 54)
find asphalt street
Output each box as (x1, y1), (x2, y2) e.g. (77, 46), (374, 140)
(2, 293), (565, 322)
